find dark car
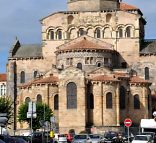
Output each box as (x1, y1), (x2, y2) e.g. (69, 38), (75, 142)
(12, 137), (28, 143)
(0, 134), (16, 143)
(103, 131), (118, 143)
(0, 139), (5, 143)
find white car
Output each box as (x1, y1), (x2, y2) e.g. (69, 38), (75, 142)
(132, 135), (153, 143)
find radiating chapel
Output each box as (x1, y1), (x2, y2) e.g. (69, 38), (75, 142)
(7, 0), (156, 133)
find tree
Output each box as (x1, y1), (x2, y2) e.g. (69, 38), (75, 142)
(0, 96), (14, 125)
(18, 102), (53, 130)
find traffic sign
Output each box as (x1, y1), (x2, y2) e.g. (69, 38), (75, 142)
(124, 118), (132, 127)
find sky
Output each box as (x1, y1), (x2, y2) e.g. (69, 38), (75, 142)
(0, 0), (156, 73)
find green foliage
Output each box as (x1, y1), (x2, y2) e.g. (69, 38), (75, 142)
(0, 96), (14, 125)
(18, 102), (53, 130)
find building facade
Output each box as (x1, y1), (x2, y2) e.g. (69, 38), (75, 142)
(0, 74), (6, 96)
(7, 0), (156, 133)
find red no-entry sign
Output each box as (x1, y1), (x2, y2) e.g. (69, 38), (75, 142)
(124, 118), (132, 127)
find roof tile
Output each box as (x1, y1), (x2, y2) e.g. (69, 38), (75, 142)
(120, 3), (138, 10)
(0, 74), (6, 82)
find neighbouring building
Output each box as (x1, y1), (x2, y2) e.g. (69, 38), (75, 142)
(0, 74), (6, 96)
(7, 0), (156, 133)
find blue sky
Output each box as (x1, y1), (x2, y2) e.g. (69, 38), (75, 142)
(0, 0), (156, 73)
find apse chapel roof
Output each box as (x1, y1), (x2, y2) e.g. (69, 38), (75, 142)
(56, 36), (114, 54)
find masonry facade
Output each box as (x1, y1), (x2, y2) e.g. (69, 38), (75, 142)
(7, 0), (156, 133)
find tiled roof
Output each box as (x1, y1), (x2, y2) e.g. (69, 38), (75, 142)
(130, 76), (151, 84)
(113, 72), (129, 79)
(90, 75), (119, 82)
(140, 40), (156, 55)
(0, 74), (6, 82)
(56, 37), (113, 52)
(33, 76), (58, 84)
(120, 3), (138, 10)
(18, 75), (58, 88)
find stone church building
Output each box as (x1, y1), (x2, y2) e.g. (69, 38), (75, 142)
(7, 0), (156, 133)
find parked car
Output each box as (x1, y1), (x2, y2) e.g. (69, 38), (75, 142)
(72, 134), (91, 143)
(0, 135), (16, 143)
(103, 131), (118, 143)
(0, 139), (5, 143)
(12, 137), (28, 143)
(141, 132), (155, 143)
(58, 134), (67, 143)
(89, 134), (103, 143)
(132, 135), (153, 143)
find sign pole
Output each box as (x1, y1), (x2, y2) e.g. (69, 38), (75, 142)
(31, 101), (33, 143)
(128, 127), (129, 143)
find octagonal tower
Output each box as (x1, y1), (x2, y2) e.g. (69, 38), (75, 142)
(67, 0), (120, 11)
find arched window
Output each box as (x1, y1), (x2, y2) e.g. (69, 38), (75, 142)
(145, 67), (149, 80)
(54, 94), (59, 110)
(106, 14), (112, 23)
(20, 71), (25, 83)
(95, 28), (101, 38)
(67, 15), (74, 24)
(57, 29), (62, 40)
(134, 94), (140, 109)
(79, 28), (85, 36)
(106, 92), (113, 109)
(77, 63), (82, 70)
(119, 86), (126, 109)
(33, 71), (38, 78)
(125, 26), (132, 38)
(97, 62), (101, 67)
(50, 30), (54, 40)
(25, 97), (30, 104)
(118, 27), (123, 38)
(37, 94), (42, 103)
(67, 82), (77, 109)
(90, 93), (94, 109)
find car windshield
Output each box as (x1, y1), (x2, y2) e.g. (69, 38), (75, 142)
(74, 135), (87, 139)
(104, 132), (117, 138)
(135, 136), (148, 141)
(89, 135), (100, 139)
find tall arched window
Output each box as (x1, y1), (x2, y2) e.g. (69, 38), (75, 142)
(54, 94), (59, 110)
(25, 97), (30, 104)
(20, 71), (25, 83)
(134, 94), (140, 109)
(77, 63), (82, 70)
(79, 28), (85, 36)
(106, 92), (113, 109)
(95, 28), (101, 38)
(67, 82), (77, 109)
(57, 29), (62, 39)
(90, 93), (94, 109)
(119, 86), (126, 109)
(145, 67), (149, 80)
(103, 27), (111, 38)
(118, 27), (123, 38)
(34, 71), (38, 79)
(37, 94), (42, 103)
(50, 30), (54, 40)
(125, 26), (132, 37)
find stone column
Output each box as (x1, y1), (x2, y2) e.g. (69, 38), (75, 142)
(116, 83), (120, 126)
